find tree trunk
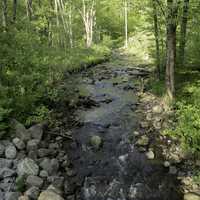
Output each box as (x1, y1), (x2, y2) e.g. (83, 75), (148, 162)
(179, 0), (189, 66)
(26, 0), (33, 20)
(2, 0), (7, 28)
(81, 0), (95, 48)
(124, 0), (128, 48)
(165, 0), (179, 100)
(13, 0), (17, 22)
(152, 0), (161, 79)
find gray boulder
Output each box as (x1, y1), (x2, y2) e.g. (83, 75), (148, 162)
(0, 168), (15, 178)
(12, 119), (31, 141)
(184, 193), (200, 200)
(0, 143), (5, 156)
(26, 175), (43, 188)
(25, 186), (40, 200)
(39, 158), (59, 174)
(17, 158), (39, 176)
(5, 145), (17, 159)
(27, 140), (40, 152)
(12, 138), (25, 150)
(5, 192), (20, 200)
(28, 124), (43, 141)
(38, 187), (64, 200)
(0, 158), (13, 168)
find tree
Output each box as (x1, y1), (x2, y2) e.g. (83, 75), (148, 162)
(152, 0), (161, 79)
(124, 0), (128, 48)
(179, 0), (190, 66)
(13, 0), (17, 22)
(2, 0), (7, 28)
(79, 0), (96, 48)
(26, 0), (33, 20)
(165, 0), (180, 100)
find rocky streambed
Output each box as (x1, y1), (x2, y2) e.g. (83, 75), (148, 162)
(0, 56), (197, 200)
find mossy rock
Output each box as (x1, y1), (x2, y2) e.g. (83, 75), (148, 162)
(90, 135), (102, 149)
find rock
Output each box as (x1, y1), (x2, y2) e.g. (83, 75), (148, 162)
(90, 135), (102, 149)
(12, 138), (25, 150)
(5, 145), (17, 159)
(17, 158), (39, 176)
(39, 158), (59, 174)
(27, 140), (40, 152)
(25, 186), (40, 200)
(26, 175), (43, 188)
(145, 150), (155, 160)
(28, 150), (37, 160)
(136, 135), (149, 146)
(37, 149), (50, 158)
(0, 143), (5, 156)
(18, 195), (30, 200)
(39, 170), (48, 178)
(184, 193), (200, 200)
(28, 124), (43, 141)
(5, 192), (20, 200)
(65, 168), (76, 177)
(181, 177), (193, 186)
(153, 121), (162, 130)
(133, 131), (140, 136)
(152, 105), (163, 114)
(38, 189), (64, 200)
(0, 177), (16, 192)
(140, 121), (149, 128)
(12, 119), (31, 141)
(47, 176), (64, 189)
(169, 166), (177, 175)
(47, 185), (62, 195)
(163, 161), (170, 168)
(0, 168), (15, 178)
(0, 158), (13, 168)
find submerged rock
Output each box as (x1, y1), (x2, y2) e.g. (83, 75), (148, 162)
(90, 135), (102, 149)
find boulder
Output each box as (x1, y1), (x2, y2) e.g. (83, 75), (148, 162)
(90, 135), (102, 149)
(184, 193), (200, 200)
(39, 170), (48, 178)
(18, 195), (30, 200)
(5, 192), (20, 200)
(12, 119), (31, 141)
(0, 158), (13, 168)
(38, 189), (64, 200)
(5, 145), (17, 159)
(145, 150), (155, 160)
(37, 149), (51, 158)
(17, 158), (39, 176)
(27, 140), (40, 152)
(25, 186), (40, 200)
(12, 138), (25, 150)
(28, 124), (44, 141)
(26, 175), (44, 188)
(0, 168), (15, 178)
(0, 144), (5, 156)
(39, 158), (59, 174)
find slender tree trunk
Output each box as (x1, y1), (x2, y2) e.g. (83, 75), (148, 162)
(124, 0), (128, 48)
(2, 0), (7, 28)
(26, 0), (33, 20)
(179, 0), (189, 66)
(13, 0), (17, 22)
(81, 0), (95, 48)
(152, 0), (161, 79)
(68, 4), (73, 48)
(165, 0), (179, 100)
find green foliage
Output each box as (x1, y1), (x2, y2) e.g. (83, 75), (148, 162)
(16, 176), (26, 192)
(165, 82), (200, 153)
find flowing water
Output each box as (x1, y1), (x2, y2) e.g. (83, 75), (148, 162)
(64, 58), (181, 200)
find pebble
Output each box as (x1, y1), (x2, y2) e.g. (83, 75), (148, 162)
(5, 145), (17, 159)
